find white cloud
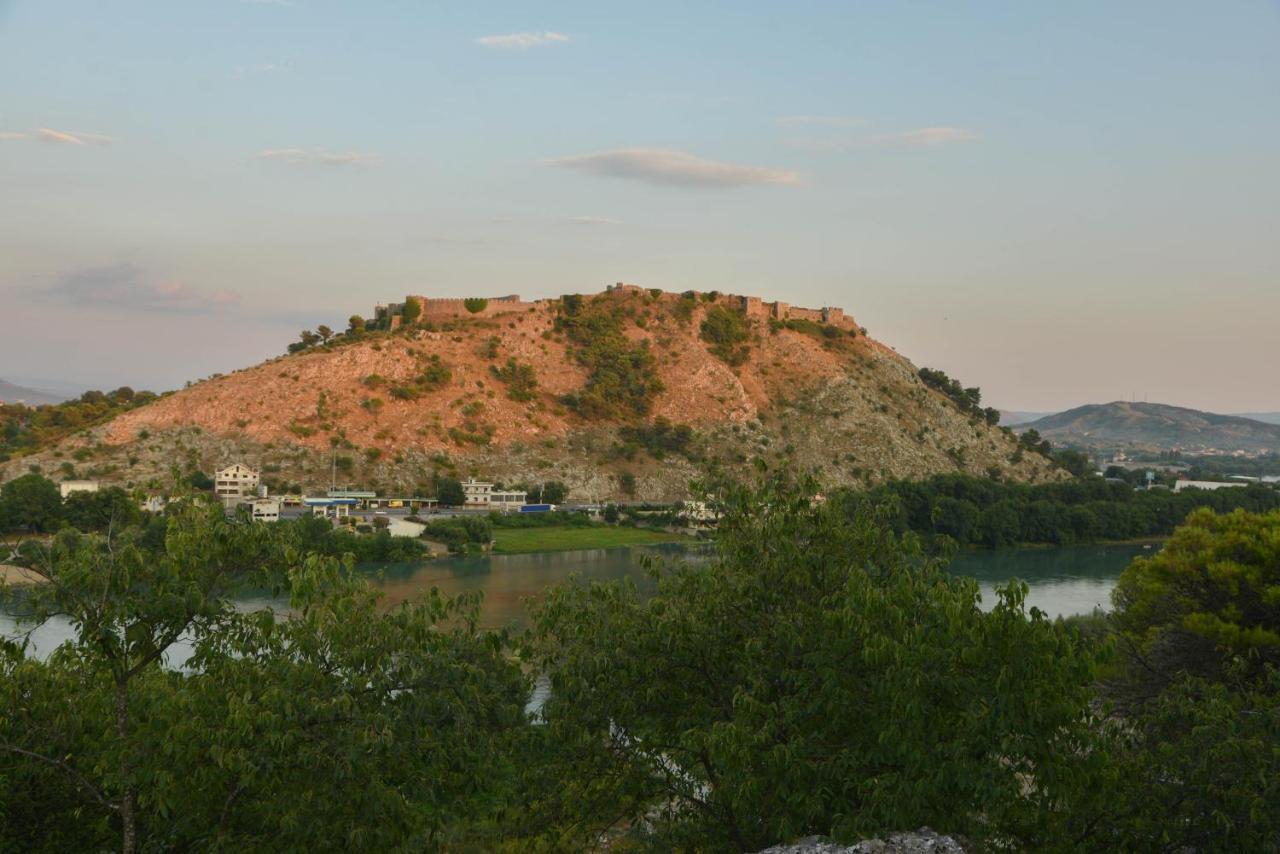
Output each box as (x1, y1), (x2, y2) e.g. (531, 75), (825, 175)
(873, 126), (976, 146)
(548, 148), (801, 189)
(0, 131), (28, 141)
(40, 263), (240, 314)
(476, 31), (570, 49)
(253, 147), (380, 166)
(568, 216), (623, 226)
(36, 128), (114, 145)
(774, 115), (864, 128)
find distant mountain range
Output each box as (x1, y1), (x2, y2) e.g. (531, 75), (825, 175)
(0, 379), (67, 406)
(1021, 402), (1280, 452)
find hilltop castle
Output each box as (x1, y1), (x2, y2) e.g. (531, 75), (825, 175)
(372, 284), (852, 330)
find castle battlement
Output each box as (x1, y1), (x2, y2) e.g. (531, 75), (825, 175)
(372, 284), (852, 330)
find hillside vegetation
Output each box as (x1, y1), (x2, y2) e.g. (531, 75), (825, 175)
(0, 288), (1061, 500)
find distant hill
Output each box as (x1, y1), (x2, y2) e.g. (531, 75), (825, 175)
(999, 410), (1053, 426)
(1023, 402), (1280, 452)
(0, 379), (66, 406)
(1235, 412), (1280, 426)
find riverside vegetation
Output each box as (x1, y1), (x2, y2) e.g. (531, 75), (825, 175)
(1, 476), (1278, 851)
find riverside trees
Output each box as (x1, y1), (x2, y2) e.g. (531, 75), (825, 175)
(0, 502), (525, 852)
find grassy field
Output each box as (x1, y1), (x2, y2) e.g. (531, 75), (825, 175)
(491, 525), (692, 555)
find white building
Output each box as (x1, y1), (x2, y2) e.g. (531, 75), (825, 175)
(60, 480), (100, 500)
(215, 463), (260, 507)
(249, 497), (281, 522)
(490, 489), (528, 511)
(461, 478), (493, 508)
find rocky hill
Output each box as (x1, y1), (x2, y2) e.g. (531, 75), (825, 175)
(1023, 401), (1280, 452)
(1, 286), (1060, 500)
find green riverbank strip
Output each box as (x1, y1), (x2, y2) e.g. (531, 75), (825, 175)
(491, 526), (693, 555)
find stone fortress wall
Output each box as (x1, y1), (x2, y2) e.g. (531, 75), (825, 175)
(374, 283), (852, 329)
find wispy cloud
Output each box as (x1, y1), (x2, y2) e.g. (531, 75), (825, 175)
(253, 147), (380, 166)
(548, 148), (801, 189)
(39, 263), (240, 314)
(774, 115), (865, 128)
(568, 216), (623, 226)
(476, 31), (570, 49)
(0, 131), (28, 141)
(36, 128), (114, 145)
(873, 126), (976, 146)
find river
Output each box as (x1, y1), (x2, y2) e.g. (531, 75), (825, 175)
(1, 540), (1156, 658)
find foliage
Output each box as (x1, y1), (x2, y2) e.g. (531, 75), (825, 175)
(555, 293), (664, 420)
(435, 477), (465, 507)
(523, 481), (567, 505)
(0, 474), (63, 533)
(62, 487), (143, 533)
(187, 470), (214, 491)
(616, 417), (695, 461)
(523, 475), (1099, 849)
(400, 295), (421, 324)
(918, 367), (1000, 425)
(420, 516), (492, 553)
(1111, 508), (1280, 697)
(0, 388), (158, 461)
(463, 297), (488, 314)
(489, 358), (539, 401)
(415, 354), (452, 391)
(699, 305), (751, 365)
(858, 473), (1280, 549)
(0, 504), (526, 851)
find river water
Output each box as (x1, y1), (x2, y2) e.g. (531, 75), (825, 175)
(1, 540), (1156, 657)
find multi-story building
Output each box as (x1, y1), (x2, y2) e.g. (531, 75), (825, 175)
(214, 463), (260, 508)
(461, 478), (493, 508)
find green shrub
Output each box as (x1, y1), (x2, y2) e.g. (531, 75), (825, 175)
(699, 305), (750, 366)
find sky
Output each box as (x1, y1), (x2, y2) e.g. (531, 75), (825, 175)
(1, 0), (1277, 412)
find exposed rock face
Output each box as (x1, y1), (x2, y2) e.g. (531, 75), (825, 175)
(1, 288), (1063, 499)
(756, 828), (964, 854)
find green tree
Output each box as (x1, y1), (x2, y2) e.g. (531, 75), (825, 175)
(62, 487), (142, 533)
(699, 305), (751, 366)
(346, 314), (366, 336)
(524, 476), (1099, 850)
(1112, 507), (1280, 699)
(0, 503), (527, 851)
(316, 324), (333, 343)
(400, 297), (421, 324)
(0, 473), (63, 533)
(540, 481), (567, 505)
(436, 477), (465, 507)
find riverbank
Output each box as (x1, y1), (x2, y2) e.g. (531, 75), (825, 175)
(0, 564), (46, 586)
(491, 526), (694, 554)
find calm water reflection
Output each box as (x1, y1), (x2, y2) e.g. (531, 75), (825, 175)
(1, 540), (1158, 658)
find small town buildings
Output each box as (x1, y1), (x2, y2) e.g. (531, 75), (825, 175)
(140, 496), (167, 513)
(60, 480), (100, 500)
(215, 463), (260, 508)
(461, 478), (493, 508)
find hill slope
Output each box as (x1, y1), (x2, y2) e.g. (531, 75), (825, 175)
(1, 288), (1060, 499)
(1024, 402), (1280, 452)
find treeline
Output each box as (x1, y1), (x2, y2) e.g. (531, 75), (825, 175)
(2, 482), (1276, 850)
(857, 473), (1280, 548)
(0, 474), (143, 535)
(918, 367), (1000, 425)
(0, 387), (158, 461)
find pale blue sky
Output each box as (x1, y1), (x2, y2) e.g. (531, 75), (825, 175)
(1, 1), (1277, 411)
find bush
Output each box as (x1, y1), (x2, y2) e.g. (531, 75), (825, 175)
(463, 297), (488, 314)
(699, 305), (750, 365)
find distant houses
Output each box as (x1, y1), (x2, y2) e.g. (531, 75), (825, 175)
(460, 478), (529, 510)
